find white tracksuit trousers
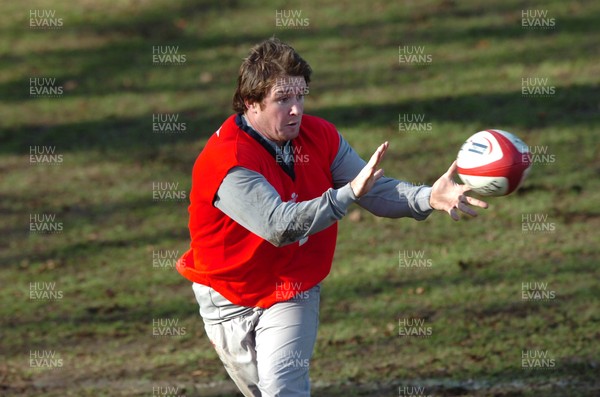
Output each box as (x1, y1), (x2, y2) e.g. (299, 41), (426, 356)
(192, 283), (321, 397)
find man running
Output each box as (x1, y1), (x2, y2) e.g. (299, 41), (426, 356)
(177, 38), (488, 396)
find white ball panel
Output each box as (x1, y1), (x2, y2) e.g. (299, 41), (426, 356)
(456, 131), (504, 169)
(457, 174), (509, 196)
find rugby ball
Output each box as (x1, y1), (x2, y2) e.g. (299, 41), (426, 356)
(457, 129), (532, 196)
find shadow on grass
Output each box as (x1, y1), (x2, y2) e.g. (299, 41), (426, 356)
(3, 1), (598, 97)
(312, 83), (599, 132)
(0, 105), (222, 154)
(0, 192), (190, 267)
(0, 1), (266, 103)
(1, 83), (598, 156)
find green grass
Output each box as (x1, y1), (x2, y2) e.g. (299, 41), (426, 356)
(1, 0), (599, 396)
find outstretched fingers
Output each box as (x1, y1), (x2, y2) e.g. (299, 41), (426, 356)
(463, 194), (489, 209)
(431, 160), (490, 221)
(349, 141), (389, 198)
(368, 141), (388, 171)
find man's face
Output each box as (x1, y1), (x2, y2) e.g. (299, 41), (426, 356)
(245, 75), (307, 144)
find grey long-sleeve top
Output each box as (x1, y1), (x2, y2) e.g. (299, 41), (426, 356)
(214, 132), (434, 247)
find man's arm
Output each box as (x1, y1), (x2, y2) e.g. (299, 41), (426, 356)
(214, 167), (357, 247)
(213, 141), (388, 247)
(331, 133), (433, 220)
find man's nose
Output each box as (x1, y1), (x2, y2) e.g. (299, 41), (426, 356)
(290, 100), (302, 115)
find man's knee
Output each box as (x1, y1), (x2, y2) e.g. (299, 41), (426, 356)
(258, 360), (311, 397)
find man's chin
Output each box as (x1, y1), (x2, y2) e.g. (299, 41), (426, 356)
(279, 126), (300, 141)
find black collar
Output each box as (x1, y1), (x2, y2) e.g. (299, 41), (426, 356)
(235, 114), (295, 180)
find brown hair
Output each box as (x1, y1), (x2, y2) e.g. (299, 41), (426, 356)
(232, 38), (312, 113)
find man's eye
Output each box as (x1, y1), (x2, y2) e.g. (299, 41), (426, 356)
(278, 96), (290, 103)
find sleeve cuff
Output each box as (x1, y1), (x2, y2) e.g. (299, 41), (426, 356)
(330, 183), (357, 215)
(413, 186), (434, 219)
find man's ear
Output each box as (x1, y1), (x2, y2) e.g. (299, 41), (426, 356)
(244, 100), (258, 113)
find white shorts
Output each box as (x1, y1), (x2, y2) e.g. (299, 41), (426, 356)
(192, 283), (321, 397)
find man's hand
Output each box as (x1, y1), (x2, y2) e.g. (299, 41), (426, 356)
(430, 160), (489, 221)
(350, 141), (388, 198)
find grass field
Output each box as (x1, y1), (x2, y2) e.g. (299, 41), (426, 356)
(1, 0), (599, 396)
